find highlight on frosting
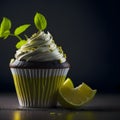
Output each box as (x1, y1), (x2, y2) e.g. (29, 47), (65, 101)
(15, 31), (67, 63)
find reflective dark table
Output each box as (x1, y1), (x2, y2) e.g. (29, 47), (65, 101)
(0, 94), (120, 120)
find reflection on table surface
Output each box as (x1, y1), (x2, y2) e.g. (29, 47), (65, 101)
(0, 110), (120, 120)
(0, 94), (120, 120)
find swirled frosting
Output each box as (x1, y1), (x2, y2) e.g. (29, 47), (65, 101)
(14, 31), (66, 63)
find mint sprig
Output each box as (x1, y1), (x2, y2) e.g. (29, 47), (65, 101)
(34, 12), (47, 31)
(0, 17), (11, 39)
(0, 12), (47, 49)
(0, 17), (31, 48)
(14, 24), (31, 36)
(16, 40), (27, 49)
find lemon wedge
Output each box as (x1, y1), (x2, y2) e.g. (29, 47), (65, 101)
(58, 78), (97, 109)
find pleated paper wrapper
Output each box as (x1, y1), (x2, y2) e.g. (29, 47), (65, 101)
(10, 68), (69, 107)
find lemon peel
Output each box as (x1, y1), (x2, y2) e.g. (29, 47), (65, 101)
(58, 78), (97, 109)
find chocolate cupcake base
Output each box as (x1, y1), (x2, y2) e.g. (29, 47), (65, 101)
(10, 60), (70, 107)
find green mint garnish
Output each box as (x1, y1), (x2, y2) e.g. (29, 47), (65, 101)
(0, 12), (47, 49)
(16, 40), (27, 49)
(1, 30), (10, 39)
(14, 24), (31, 36)
(0, 17), (11, 39)
(34, 12), (47, 31)
(0, 17), (30, 48)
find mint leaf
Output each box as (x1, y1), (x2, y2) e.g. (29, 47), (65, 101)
(2, 30), (10, 39)
(34, 12), (47, 31)
(14, 24), (31, 36)
(0, 17), (11, 37)
(16, 40), (27, 49)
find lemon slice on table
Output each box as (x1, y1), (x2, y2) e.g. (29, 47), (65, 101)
(58, 78), (97, 109)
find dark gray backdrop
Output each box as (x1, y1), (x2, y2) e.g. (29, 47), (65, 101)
(0, 0), (119, 94)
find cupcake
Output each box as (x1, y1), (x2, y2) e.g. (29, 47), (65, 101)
(3, 12), (70, 107)
(10, 31), (70, 107)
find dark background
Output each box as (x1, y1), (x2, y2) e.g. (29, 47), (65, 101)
(0, 0), (119, 94)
